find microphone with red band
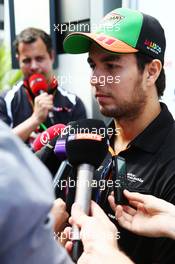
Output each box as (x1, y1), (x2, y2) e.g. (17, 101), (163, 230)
(34, 122), (73, 181)
(32, 123), (66, 152)
(28, 73), (55, 124)
(34, 125), (66, 177)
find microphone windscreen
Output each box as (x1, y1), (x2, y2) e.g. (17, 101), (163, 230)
(33, 123), (66, 152)
(66, 119), (109, 168)
(28, 73), (48, 95)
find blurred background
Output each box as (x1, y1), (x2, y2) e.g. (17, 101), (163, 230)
(0, 0), (175, 121)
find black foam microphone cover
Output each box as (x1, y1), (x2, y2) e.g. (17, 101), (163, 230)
(66, 119), (109, 168)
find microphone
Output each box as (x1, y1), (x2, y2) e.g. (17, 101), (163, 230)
(28, 73), (55, 124)
(35, 122), (75, 178)
(35, 121), (75, 160)
(51, 121), (77, 199)
(35, 134), (60, 162)
(53, 121), (76, 161)
(54, 135), (67, 161)
(65, 119), (109, 262)
(33, 123), (65, 152)
(28, 73), (48, 95)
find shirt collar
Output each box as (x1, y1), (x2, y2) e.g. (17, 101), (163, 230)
(109, 103), (175, 153)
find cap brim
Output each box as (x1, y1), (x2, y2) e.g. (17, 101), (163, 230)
(63, 32), (138, 54)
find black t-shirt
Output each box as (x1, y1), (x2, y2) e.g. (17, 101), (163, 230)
(97, 103), (175, 264)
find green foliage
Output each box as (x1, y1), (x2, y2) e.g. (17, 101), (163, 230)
(0, 43), (22, 91)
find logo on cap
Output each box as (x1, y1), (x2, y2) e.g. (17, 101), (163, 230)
(103, 12), (124, 25)
(95, 34), (116, 46)
(144, 39), (161, 55)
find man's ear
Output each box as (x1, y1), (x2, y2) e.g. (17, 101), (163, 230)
(147, 59), (162, 84)
(16, 54), (19, 61)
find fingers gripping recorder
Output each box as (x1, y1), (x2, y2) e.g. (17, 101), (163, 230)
(28, 73), (55, 125)
(65, 119), (109, 262)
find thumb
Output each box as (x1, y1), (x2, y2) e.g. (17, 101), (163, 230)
(90, 200), (110, 222)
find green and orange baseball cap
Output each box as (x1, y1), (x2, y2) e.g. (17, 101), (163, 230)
(63, 8), (166, 64)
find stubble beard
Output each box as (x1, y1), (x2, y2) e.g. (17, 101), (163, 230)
(99, 79), (147, 122)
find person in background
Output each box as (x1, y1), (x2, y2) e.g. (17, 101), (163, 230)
(63, 7), (175, 263)
(0, 27), (86, 146)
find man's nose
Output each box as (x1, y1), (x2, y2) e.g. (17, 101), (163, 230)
(90, 69), (104, 87)
(30, 60), (39, 71)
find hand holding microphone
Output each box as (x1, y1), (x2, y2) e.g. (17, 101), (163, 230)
(28, 73), (55, 125)
(33, 93), (54, 123)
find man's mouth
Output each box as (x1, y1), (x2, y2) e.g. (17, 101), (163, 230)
(95, 93), (111, 99)
(95, 93), (111, 104)
(95, 93), (110, 98)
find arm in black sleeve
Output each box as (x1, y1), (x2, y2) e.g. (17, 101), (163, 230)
(0, 96), (11, 125)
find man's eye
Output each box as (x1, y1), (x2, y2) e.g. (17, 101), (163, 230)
(89, 63), (95, 70)
(106, 64), (117, 69)
(23, 59), (31, 64)
(36, 57), (44, 62)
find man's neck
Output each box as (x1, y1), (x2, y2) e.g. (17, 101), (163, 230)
(114, 101), (161, 154)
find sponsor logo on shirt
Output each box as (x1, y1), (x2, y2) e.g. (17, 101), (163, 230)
(108, 213), (116, 220)
(127, 173), (144, 183)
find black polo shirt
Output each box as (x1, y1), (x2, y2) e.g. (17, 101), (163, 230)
(99, 103), (175, 264)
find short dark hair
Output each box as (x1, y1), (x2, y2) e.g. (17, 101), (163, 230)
(14, 27), (53, 56)
(135, 52), (166, 98)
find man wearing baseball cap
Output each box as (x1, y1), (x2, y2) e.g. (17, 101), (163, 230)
(64, 7), (175, 264)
